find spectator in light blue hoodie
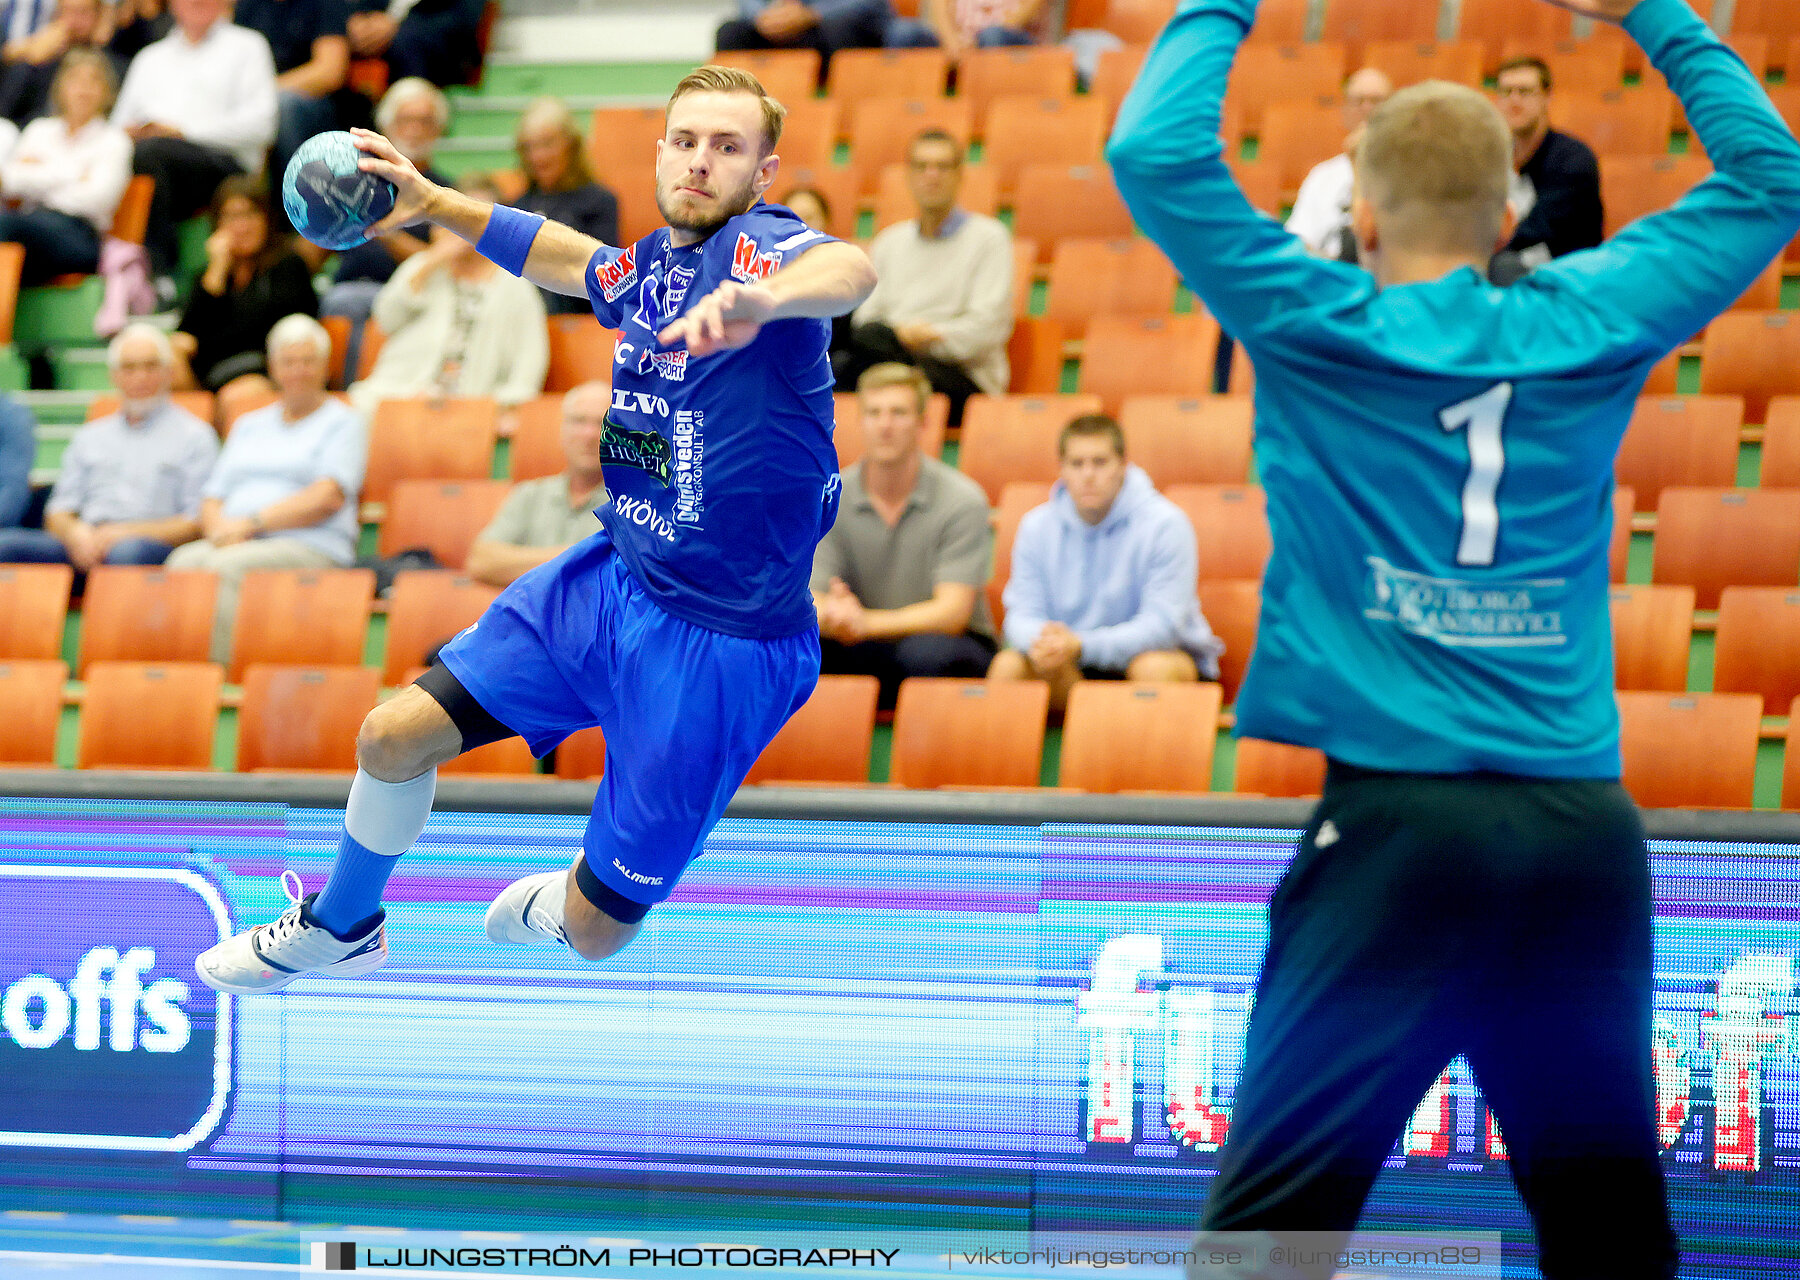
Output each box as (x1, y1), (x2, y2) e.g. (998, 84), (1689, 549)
(989, 413), (1223, 709)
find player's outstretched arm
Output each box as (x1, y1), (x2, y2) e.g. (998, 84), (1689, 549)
(352, 128), (601, 299)
(658, 240), (875, 358)
(1106, 0), (1361, 345)
(1537, 0), (1800, 349)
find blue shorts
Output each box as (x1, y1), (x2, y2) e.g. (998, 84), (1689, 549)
(438, 531), (820, 907)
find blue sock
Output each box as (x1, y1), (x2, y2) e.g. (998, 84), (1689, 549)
(311, 833), (400, 937)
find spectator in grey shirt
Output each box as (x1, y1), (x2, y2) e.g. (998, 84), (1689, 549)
(0, 322), (214, 566)
(466, 380), (605, 588)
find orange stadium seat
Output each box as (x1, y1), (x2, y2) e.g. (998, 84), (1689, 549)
(1788, 699), (1800, 810)
(1233, 737), (1326, 797)
(1712, 587), (1800, 713)
(1608, 584), (1694, 693)
(1550, 90), (1673, 157)
(1230, 161), (1285, 218)
(1167, 484), (1271, 581)
(873, 160), (996, 230)
(848, 97), (974, 194)
(1727, 0), (1787, 38)
(1761, 397), (1800, 489)
(544, 316), (614, 393)
(354, 320), (385, 381)
(957, 45), (1078, 120)
(771, 98), (840, 172)
(0, 242), (21, 346)
(826, 47), (950, 107)
(588, 105), (667, 188)
(1225, 42), (1346, 134)
(1060, 681), (1221, 793)
(982, 96), (1111, 196)
(77, 566), (216, 674)
(889, 677), (1049, 788)
(744, 674), (880, 785)
(1322, 0), (1438, 62)
(324, 315), (356, 388)
(439, 733), (540, 776)
(1614, 395), (1745, 512)
(1641, 352), (1680, 397)
(1197, 577), (1258, 704)
(1732, 256), (1784, 313)
(1012, 164), (1136, 254)
(78, 661), (222, 770)
(1007, 317), (1065, 395)
(1243, 0), (1307, 44)
(831, 392), (949, 468)
(773, 165), (861, 240)
(1616, 691), (1762, 809)
(1258, 99), (1348, 197)
(1599, 154), (1712, 238)
(1120, 395), (1254, 488)
(1726, 33), (1773, 79)
(553, 725), (607, 780)
(86, 390), (214, 423)
(1080, 314), (1220, 413)
(1011, 236), (1037, 317)
(1652, 487), (1800, 608)
(508, 395), (564, 481)
(363, 397), (498, 506)
(1701, 311), (1800, 423)
(1090, 45), (1147, 126)
(383, 572), (500, 685)
(0, 659), (65, 767)
(1460, 0), (1573, 74)
(379, 480), (512, 570)
(1101, 0), (1176, 45)
(1611, 486), (1635, 582)
(237, 664), (380, 772)
(0, 564), (71, 660)
(988, 479), (1051, 631)
(228, 568), (376, 683)
(1045, 238), (1179, 336)
(961, 394), (1103, 503)
(713, 49), (820, 105)
(1363, 40), (1484, 88)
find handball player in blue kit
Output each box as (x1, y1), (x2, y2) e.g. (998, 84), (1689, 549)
(1107, 0), (1800, 1273)
(197, 66), (875, 988)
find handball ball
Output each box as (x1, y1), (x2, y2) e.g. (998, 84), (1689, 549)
(282, 131), (397, 251)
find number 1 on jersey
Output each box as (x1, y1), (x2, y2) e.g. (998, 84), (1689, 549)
(1439, 382), (1513, 567)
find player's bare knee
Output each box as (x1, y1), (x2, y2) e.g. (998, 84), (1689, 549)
(357, 703), (432, 781)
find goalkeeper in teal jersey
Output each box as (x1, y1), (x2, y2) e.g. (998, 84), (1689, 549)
(1110, 0), (1800, 1274)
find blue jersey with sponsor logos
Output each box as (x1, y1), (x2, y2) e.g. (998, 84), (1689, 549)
(581, 202), (840, 639)
(1110, 0), (1800, 776)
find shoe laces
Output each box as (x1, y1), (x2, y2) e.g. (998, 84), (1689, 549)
(261, 870), (309, 948)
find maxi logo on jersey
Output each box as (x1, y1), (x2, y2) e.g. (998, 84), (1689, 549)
(595, 246), (637, 303)
(730, 233), (783, 283)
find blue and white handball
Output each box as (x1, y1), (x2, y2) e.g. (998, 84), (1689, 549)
(282, 131), (398, 251)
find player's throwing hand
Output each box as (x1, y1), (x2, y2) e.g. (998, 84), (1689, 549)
(350, 126), (442, 237)
(658, 280), (777, 357)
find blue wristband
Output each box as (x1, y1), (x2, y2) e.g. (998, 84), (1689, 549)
(474, 205), (546, 277)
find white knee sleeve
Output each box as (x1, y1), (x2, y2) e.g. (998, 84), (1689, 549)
(343, 767), (438, 856)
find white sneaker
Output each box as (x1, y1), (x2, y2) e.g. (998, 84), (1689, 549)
(485, 869), (570, 946)
(195, 871), (388, 994)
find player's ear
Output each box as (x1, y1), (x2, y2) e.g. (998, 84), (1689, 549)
(753, 151), (779, 198)
(1351, 194), (1378, 258)
(1494, 201), (1519, 254)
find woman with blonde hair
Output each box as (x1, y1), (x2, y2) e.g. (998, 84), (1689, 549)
(512, 96), (616, 314)
(0, 46), (129, 282)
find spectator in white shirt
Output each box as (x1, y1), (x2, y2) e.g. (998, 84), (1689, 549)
(1284, 67), (1392, 262)
(111, 0), (276, 278)
(0, 48), (128, 282)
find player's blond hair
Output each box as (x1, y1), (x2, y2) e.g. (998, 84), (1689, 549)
(857, 363), (931, 416)
(1355, 80), (1513, 257)
(667, 66), (787, 157)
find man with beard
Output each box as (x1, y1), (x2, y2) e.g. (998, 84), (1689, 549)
(196, 66), (876, 991)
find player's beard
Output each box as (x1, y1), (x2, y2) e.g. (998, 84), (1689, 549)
(656, 171), (760, 239)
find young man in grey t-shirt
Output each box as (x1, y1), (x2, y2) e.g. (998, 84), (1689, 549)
(811, 362), (994, 706)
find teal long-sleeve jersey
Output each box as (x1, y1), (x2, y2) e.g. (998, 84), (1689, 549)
(1108, 0), (1800, 778)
